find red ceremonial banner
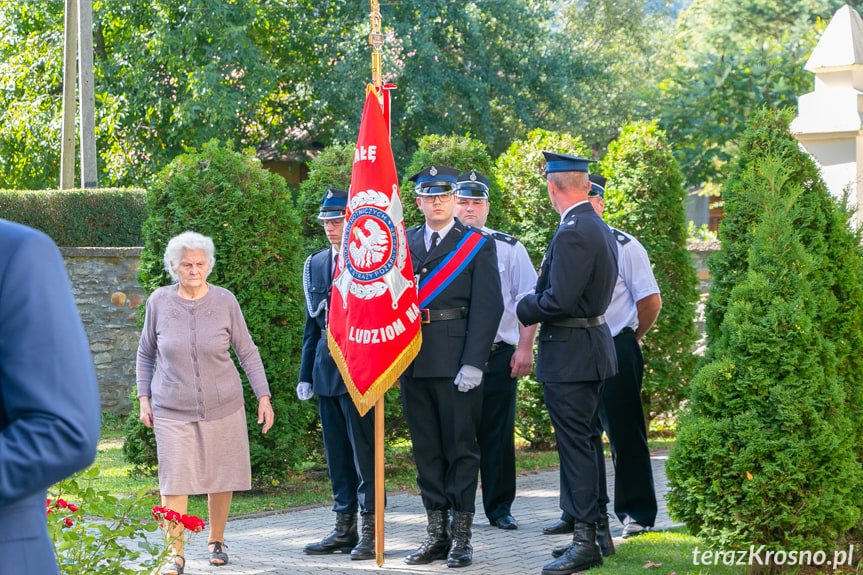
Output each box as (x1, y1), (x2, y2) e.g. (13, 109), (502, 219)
(328, 88), (421, 416)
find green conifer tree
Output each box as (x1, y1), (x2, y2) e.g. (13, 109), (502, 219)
(667, 156), (863, 560)
(601, 121), (699, 421)
(705, 108), (863, 464)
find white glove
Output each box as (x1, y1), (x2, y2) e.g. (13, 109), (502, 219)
(296, 382), (313, 401)
(455, 365), (483, 392)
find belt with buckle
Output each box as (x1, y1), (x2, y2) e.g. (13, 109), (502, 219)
(550, 315), (606, 329)
(491, 341), (513, 352)
(420, 307), (469, 324)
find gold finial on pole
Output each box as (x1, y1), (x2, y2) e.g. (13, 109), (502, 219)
(369, 0), (384, 89)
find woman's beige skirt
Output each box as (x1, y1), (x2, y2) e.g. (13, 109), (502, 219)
(153, 406), (251, 496)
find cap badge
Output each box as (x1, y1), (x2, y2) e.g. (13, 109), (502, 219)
(326, 190), (334, 199)
(469, 171), (477, 181)
(429, 166), (438, 176)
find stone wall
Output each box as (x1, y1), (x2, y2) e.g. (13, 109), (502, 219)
(62, 243), (721, 415)
(61, 247), (146, 414)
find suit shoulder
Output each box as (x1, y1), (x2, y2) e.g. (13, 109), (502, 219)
(407, 224), (424, 233)
(610, 228), (632, 246)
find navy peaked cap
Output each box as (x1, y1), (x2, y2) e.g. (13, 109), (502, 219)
(588, 174), (606, 198)
(408, 165), (459, 195)
(318, 187), (348, 219)
(455, 170), (490, 199)
(542, 152), (595, 174)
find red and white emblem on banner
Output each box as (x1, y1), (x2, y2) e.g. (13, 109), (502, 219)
(328, 89), (421, 416)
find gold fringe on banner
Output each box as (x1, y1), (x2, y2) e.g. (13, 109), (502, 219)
(328, 331), (422, 417)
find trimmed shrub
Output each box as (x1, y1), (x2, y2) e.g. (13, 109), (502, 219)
(667, 155), (863, 557)
(495, 128), (590, 266)
(402, 134), (507, 232)
(123, 140), (315, 478)
(600, 121), (699, 421)
(704, 108), (863, 464)
(0, 188), (146, 246)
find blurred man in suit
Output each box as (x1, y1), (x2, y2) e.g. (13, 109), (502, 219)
(0, 219), (101, 575)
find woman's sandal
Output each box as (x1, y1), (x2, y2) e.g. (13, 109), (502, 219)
(209, 541), (229, 566)
(160, 555), (185, 575)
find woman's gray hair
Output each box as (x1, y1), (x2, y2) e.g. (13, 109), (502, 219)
(163, 231), (216, 282)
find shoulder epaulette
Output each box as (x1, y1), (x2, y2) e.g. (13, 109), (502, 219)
(611, 228), (631, 246)
(492, 231), (518, 246)
(407, 224), (423, 232)
(465, 225), (491, 237)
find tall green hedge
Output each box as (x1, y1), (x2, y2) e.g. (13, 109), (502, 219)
(601, 121), (699, 421)
(667, 155), (863, 555)
(122, 140), (315, 478)
(0, 188), (146, 246)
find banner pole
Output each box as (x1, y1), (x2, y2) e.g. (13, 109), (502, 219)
(369, 0), (385, 566)
(374, 396), (385, 566)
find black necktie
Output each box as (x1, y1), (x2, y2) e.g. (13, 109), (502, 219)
(430, 232), (440, 250)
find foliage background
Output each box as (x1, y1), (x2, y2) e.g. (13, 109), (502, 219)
(600, 121), (699, 421)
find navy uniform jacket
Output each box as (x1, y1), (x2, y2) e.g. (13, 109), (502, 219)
(405, 220), (504, 378)
(299, 247), (346, 397)
(0, 220), (101, 574)
(517, 203), (619, 383)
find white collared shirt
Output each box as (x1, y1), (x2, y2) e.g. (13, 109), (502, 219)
(484, 227), (538, 345)
(424, 219), (456, 251)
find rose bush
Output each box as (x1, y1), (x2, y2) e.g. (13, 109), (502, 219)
(48, 467), (204, 574)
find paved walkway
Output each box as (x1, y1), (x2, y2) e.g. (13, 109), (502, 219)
(174, 451), (680, 574)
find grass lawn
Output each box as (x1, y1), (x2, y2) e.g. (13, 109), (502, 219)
(585, 528), (743, 575)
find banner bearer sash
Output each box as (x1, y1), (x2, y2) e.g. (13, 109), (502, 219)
(417, 231), (486, 308)
(328, 88), (421, 416)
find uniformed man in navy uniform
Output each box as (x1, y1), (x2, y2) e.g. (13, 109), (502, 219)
(298, 188), (378, 561)
(452, 170), (538, 531)
(516, 153), (619, 575)
(549, 175), (662, 561)
(401, 165), (503, 568)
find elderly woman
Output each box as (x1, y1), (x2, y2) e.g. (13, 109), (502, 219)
(136, 231), (274, 575)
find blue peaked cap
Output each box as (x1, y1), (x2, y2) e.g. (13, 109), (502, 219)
(318, 187), (348, 219)
(542, 151), (596, 174)
(588, 174), (606, 198)
(455, 170), (490, 199)
(408, 165), (459, 195)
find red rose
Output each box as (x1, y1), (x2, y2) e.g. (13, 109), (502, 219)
(180, 514), (205, 533)
(64, 518), (73, 528)
(46, 498), (51, 507)
(55, 499), (68, 509)
(151, 506), (167, 520)
(164, 510), (180, 522)
(67, 503), (79, 512)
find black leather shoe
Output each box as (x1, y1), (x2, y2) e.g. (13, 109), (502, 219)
(542, 521), (602, 575)
(542, 518), (574, 535)
(304, 512), (358, 554)
(405, 510), (452, 565)
(492, 514), (518, 530)
(621, 521), (650, 539)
